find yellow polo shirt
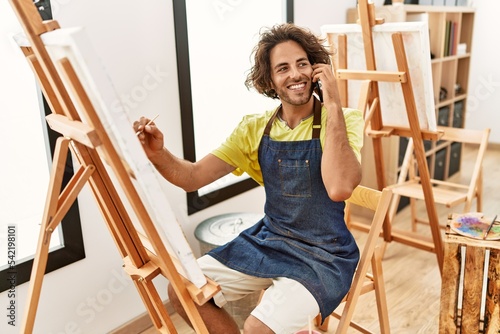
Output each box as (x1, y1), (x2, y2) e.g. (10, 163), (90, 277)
(211, 106), (364, 186)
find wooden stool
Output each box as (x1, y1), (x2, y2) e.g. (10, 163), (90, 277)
(440, 213), (500, 333)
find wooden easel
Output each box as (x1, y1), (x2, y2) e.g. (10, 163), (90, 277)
(9, 1), (218, 333)
(329, 0), (445, 271)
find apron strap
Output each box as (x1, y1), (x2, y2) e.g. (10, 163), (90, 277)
(312, 97), (322, 139)
(263, 105), (281, 136)
(263, 97), (322, 138)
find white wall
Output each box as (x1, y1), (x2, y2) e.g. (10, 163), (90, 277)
(294, 0), (357, 34)
(465, 0), (500, 143)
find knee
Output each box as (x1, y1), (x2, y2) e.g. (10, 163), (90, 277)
(243, 317), (257, 334)
(243, 315), (273, 334)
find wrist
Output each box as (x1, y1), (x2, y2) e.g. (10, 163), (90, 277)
(325, 101), (342, 113)
(149, 147), (166, 165)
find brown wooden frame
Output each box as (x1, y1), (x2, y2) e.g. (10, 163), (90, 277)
(323, 0), (445, 271)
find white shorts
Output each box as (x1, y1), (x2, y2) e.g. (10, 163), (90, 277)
(198, 255), (320, 333)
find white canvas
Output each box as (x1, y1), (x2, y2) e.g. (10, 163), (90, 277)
(18, 27), (207, 288)
(321, 22), (436, 132)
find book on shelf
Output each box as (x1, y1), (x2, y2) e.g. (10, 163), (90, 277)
(449, 21), (455, 55)
(452, 22), (459, 55)
(444, 20), (459, 56)
(444, 20), (451, 56)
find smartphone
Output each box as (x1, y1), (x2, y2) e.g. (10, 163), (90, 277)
(315, 80), (323, 102)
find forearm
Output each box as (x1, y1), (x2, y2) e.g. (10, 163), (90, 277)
(150, 149), (236, 193)
(134, 118), (233, 191)
(321, 103), (362, 201)
(149, 147), (199, 192)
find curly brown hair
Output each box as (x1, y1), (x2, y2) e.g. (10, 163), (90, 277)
(245, 23), (331, 99)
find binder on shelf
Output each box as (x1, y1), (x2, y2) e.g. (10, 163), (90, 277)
(448, 142), (462, 176)
(453, 101), (464, 128)
(438, 106), (450, 127)
(433, 148), (446, 181)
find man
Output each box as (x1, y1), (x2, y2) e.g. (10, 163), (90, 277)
(134, 23), (363, 334)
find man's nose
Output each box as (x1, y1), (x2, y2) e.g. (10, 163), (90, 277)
(289, 66), (301, 79)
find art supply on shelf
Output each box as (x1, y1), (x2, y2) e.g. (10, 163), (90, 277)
(450, 213), (500, 240)
(482, 214), (497, 239)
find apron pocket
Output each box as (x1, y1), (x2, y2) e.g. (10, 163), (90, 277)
(278, 159), (312, 197)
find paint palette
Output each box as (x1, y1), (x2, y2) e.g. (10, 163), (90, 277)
(450, 213), (500, 240)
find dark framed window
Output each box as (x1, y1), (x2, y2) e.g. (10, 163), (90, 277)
(172, 0), (294, 215)
(0, 0), (86, 292)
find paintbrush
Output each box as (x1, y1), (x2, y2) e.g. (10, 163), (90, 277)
(135, 114), (159, 136)
(482, 214), (497, 240)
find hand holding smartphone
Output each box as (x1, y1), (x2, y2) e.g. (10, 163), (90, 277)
(312, 62), (324, 102)
(315, 80), (323, 103)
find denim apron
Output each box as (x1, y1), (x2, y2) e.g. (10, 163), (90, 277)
(208, 98), (360, 320)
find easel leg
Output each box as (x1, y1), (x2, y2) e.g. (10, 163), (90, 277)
(372, 247), (390, 333)
(372, 137), (393, 243)
(135, 279), (177, 333)
(21, 137), (70, 332)
(21, 138), (94, 333)
(391, 33), (444, 271)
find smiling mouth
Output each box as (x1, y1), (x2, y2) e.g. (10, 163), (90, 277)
(288, 82), (306, 90)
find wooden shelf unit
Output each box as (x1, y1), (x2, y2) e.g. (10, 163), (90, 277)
(348, 5), (475, 185)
